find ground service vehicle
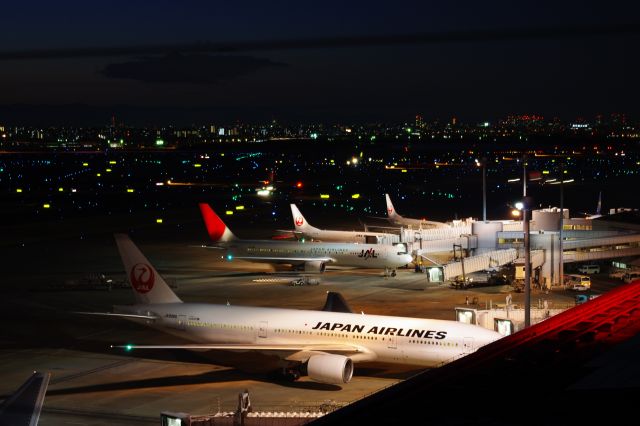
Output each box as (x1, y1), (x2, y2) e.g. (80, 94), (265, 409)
(564, 274), (591, 291)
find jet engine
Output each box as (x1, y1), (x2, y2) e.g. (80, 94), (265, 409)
(304, 260), (326, 273)
(306, 354), (353, 384)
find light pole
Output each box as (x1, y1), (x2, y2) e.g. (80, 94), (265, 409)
(482, 157), (487, 222)
(559, 163), (564, 288)
(516, 196), (533, 328)
(476, 157), (488, 222)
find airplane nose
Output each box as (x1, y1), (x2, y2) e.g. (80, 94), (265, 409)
(402, 254), (413, 264)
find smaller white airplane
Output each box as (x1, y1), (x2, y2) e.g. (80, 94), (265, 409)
(289, 203), (400, 244)
(80, 234), (502, 385)
(385, 194), (449, 229)
(199, 203), (413, 274)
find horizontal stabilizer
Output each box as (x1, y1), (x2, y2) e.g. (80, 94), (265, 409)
(75, 311), (158, 320)
(322, 292), (354, 313)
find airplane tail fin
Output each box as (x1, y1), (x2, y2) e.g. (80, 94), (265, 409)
(198, 203), (237, 242)
(596, 191), (602, 215)
(114, 234), (182, 305)
(321, 292), (354, 313)
(385, 193), (401, 221)
(290, 203), (317, 233)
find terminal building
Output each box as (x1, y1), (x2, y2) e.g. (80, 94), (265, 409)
(399, 208), (640, 287)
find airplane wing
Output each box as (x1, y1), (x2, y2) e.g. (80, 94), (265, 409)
(112, 343), (375, 362)
(0, 371), (50, 426)
(75, 312), (158, 320)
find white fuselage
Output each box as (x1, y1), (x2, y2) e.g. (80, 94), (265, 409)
(222, 239), (413, 269)
(117, 303), (501, 367)
(299, 228), (401, 245)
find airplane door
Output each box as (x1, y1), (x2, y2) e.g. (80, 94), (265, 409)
(258, 321), (268, 339)
(387, 335), (397, 349)
(463, 337), (474, 353)
(177, 315), (186, 330)
(167, 314), (187, 330)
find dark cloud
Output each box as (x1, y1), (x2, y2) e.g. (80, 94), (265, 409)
(101, 54), (287, 84)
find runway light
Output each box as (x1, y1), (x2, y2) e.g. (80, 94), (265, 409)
(96, 173), (101, 177)
(156, 218), (163, 224)
(58, 187), (64, 192)
(43, 203), (50, 208)
(109, 160), (117, 164)
(16, 188), (22, 193)
(127, 188), (134, 193)
(351, 194), (360, 199)
(106, 168), (112, 172)
(320, 194), (330, 199)
(82, 162), (89, 167)
(225, 210), (234, 215)
(194, 163), (202, 168)
(235, 205), (245, 210)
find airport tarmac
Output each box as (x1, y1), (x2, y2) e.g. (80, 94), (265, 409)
(0, 220), (593, 425)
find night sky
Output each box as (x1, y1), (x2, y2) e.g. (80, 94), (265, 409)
(1, 1), (640, 124)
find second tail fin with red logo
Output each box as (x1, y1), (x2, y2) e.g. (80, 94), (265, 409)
(198, 203), (238, 242)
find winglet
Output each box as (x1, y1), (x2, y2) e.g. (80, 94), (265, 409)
(0, 371), (50, 426)
(198, 203), (237, 242)
(322, 292), (354, 313)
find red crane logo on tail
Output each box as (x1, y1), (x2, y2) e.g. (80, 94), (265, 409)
(130, 263), (155, 294)
(295, 216), (304, 226)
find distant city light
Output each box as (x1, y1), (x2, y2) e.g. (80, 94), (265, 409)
(310, 132), (318, 139)
(296, 181), (303, 188)
(515, 202), (524, 210)
(155, 139), (164, 146)
(257, 189), (270, 196)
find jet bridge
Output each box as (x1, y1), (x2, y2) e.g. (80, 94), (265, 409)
(442, 248), (519, 281)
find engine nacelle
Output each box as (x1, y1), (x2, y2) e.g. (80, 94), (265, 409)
(307, 354), (353, 384)
(304, 260), (326, 273)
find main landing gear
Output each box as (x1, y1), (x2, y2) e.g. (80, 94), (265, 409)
(384, 267), (398, 278)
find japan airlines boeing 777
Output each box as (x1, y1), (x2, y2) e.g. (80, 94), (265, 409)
(88, 234), (501, 385)
(199, 203), (412, 273)
(385, 194), (448, 229)
(290, 203), (400, 244)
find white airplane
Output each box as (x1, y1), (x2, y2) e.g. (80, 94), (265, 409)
(199, 203), (412, 273)
(385, 194), (449, 229)
(86, 234), (502, 385)
(289, 203), (400, 245)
